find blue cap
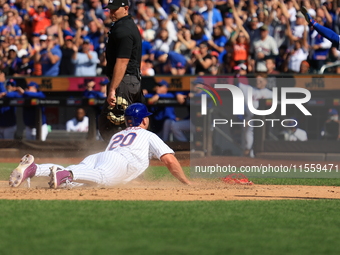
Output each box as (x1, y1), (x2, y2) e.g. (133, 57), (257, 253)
(176, 62), (185, 68)
(63, 30), (75, 37)
(329, 108), (338, 115)
(6, 79), (17, 87)
(183, 24), (190, 30)
(27, 81), (39, 88)
(286, 118), (298, 127)
(167, 51), (186, 69)
(82, 36), (91, 44)
(157, 79), (169, 87)
(225, 13), (233, 18)
(100, 78), (109, 85)
(154, 50), (166, 59)
(192, 77), (205, 85)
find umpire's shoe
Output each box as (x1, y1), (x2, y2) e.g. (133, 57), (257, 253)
(9, 154), (37, 187)
(49, 166), (73, 189)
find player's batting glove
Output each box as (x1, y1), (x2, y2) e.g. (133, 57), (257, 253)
(107, 96), (129, 125)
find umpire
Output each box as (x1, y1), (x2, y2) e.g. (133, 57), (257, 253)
(99, 0), (145, 142)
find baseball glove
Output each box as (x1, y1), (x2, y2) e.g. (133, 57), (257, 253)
(107, 96), (129, 125)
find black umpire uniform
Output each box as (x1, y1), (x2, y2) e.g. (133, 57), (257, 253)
(99, 0), (145, 142)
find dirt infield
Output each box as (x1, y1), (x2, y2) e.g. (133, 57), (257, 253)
(1, 156), (340, 201)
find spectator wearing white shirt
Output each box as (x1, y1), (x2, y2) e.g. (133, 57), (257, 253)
(153, 1), (179, 42)
(281, 120), (308, 141)
(197, 0), (207, 13)
(238, 73), (273, 157)
(150, 29), (173, 65)
(72, 37), (99, 76)
(303, 0), (316, 19)
(66, 107), (89, 132)
(268, 6), (290, 49)
(286, 18), (309, 73)
(286, 0), (297, 24)
(291, 11), (309, 40)
(250, 25), (279, 72)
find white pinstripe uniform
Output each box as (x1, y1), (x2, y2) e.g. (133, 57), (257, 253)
(35, 127), (174, 186)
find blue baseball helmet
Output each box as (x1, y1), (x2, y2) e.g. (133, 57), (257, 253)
(124, 103), (152, 127)
(27, 81), (39, 89)
(6, 79), (17, 87)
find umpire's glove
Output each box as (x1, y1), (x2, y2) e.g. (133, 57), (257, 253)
(107, 96), (129, 125)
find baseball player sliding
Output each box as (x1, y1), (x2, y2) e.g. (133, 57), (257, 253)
(9, 103), (191, 188)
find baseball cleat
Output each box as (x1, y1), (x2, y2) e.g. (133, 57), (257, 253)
(301, 7), (313, 25)
(49, 166), (73, 189)
(9, 154), (37, 188)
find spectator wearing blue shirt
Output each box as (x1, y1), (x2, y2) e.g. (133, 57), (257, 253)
(82, 77), (107, 137)
(35, 34), (62, 76)
(84, 15), (104, 55)
(83, 78), (107, 99)
(169, 77), (209, 142)
(161, 0), (181, 14)
(17, 82), (49, 141)
(208, 25), (228, 54)
(83, 78), (98, 99)
(309, 16), (332, 71)
(98, 78), (108, 99)
(145, 79), (177, 141)
(72, 37), (99, 76)
(192, 24), (209, 46)
(166, 51), (187, 75)
(0, 10), (22, 36)
(0, 79), (22, 139)
(201, 0), (223, 35)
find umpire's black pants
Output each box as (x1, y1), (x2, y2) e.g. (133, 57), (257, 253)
(98, 75), (145, 143)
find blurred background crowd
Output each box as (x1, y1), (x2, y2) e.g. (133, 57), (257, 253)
(2, 0), (340, 77)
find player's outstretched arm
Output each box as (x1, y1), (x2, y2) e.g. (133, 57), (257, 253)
(161, 154), (191, 185)
(301, 6), (340, 49)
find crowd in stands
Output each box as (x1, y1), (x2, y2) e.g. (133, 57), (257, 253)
(1, 0), (340, 76)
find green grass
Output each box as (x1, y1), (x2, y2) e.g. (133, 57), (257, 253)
(1, 163), (340, 254)
(0, 163), (16, 181)
(144, 165), (190, 180)
(1, 200), (340, 255)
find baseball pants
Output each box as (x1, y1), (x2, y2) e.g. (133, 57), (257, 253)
(98, 75), (145, 143)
